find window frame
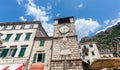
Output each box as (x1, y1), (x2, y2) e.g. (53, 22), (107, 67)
(2, 26), (7, 30)
(15, 33), (22, 41)
(6, 48), (17, 57)
(91, 51), (95, 56)
(4, 34), (12, 41)
(39, 40), (45, 46)
(25, 33), (32, 40)
(21, 24), (25, 29)
(89, 44), (93, 47)
(33, 52), (46, 63)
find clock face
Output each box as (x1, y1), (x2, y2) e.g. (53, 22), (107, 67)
(59, 25), (70, 33)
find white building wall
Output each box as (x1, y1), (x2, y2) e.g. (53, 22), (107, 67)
(0, 22), (47, 69)
(79, 42), (100, 64)
(29, 38), (52, 70)
(0, 26), (38, 58)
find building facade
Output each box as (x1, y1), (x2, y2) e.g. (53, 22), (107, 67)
(0, 21), (48, 70)
(29, 37), (52, 70)
(79, 42), (100, 64)
(51, 16), (83, 70)
(99, 49), (114, 58)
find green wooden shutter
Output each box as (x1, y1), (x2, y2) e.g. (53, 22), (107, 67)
(5, 34), (12, 41)
(41, 53), (45, 62)
(40, 40), (44, 46)
(1, 49), (9, 57)
(33, 53), (37, 63)
(11, 48), (17, 57)
(0, 49), (5, 57)
(19, 48), (26, 57)
(25, 33), (31, 40)
(15, 34), (21, 40)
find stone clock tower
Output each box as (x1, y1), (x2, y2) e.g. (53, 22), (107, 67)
(51, 16), (83, 70)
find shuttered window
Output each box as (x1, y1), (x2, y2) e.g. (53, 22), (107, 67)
(33, 53), (46, 63)
(5, 34), (12, 41)
(33, 53), (37, 63)
(19, 48), (26, 57)
(11, 48), (17, 57)
(40, 40), (44, 46)
(0, 48), (9, 57)
(41, 53), (45, 62)
(15, 34), (22, 41)
(25, 33), (31, 40)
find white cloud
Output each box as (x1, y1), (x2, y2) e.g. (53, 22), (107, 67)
(96, 18), (120, 34)
(19, 16), (27, 21)
(26, 0), (49, 22)
(78, 4), (83, 8)
(42, 22), (54, 36)
(56, 13), (60, 17)
(24, 0), (53, 36)
(16, 0), (53, 36)
(75, 18), (101, 41)
(104, 20), (110, 25)
(16, 0), (23, 5)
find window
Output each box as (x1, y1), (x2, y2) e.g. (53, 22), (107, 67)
(58, 18), (70, 24)
(7, 48), (17, 57)
(12, 25), (16, 30)
(83, 45), (87, 49)
(2, 26), (7, 30)
(33, 53), (46, 63)
(85, 52), (88, 56)
(39, 40), (44, 46)
(5, 34), (12, 41)
(91, 51), (95, 56)
(15, 34), (22, 41)
(30, 24), (34, 29)
(18, 47), (26, 57)
(87, 60), (90, 64)
(21, 24), (25, 29)
(0, 48), (9, 57)
(25, 33), (31, 40)
(89, 44), (93, 47)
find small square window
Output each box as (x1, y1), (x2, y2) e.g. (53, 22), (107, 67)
(12, 25), (16, 30)
(2, 26), (7, 30)
(83, 45), (87, 49)
(30, 24), (34, 29)
(91, 51), (95, 56)
(87, 60), (90, 64)
(89, 44), (93, 47)
(21, 24), (25, 29)
(40, 40), (44, 46)
(85, 52), (88, 56)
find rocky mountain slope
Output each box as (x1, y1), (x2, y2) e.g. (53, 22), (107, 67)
(80, 22), (120, 53)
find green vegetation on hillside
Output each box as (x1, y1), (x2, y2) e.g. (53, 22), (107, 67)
(80, 22), (120, 52)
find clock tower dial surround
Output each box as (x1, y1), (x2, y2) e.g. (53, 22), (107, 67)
(51, 16), (83, 70)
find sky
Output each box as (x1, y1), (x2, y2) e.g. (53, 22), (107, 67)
(0, 0), (120, 41)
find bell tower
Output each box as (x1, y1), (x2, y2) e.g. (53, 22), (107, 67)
(51, 16), (83, 70)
